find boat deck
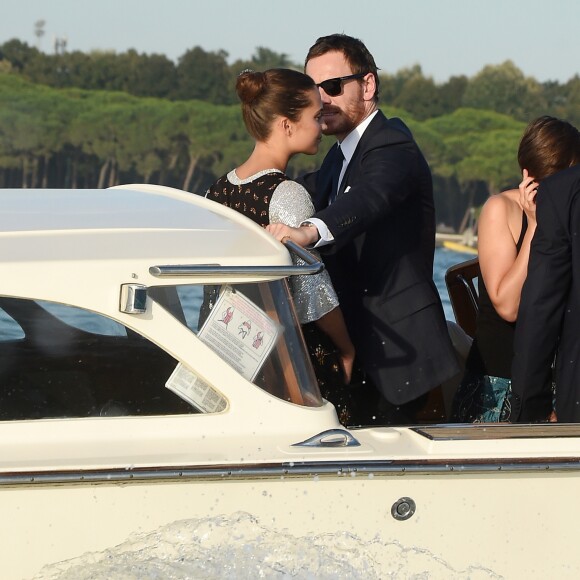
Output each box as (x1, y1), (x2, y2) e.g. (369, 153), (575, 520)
(414, 423), (580, 440)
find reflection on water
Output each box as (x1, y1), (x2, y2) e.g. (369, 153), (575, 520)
(36, 512), (500, 580)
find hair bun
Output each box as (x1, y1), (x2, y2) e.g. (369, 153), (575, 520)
(236, 70), (266, 103)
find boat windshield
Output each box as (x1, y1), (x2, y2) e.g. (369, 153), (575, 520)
(149, 279), (323, 408)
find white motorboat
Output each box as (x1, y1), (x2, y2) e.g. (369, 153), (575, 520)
(0, 184), (578, 579)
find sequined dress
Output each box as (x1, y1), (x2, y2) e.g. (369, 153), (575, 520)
(205, 169), (354, 424)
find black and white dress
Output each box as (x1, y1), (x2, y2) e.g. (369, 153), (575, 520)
(205, 168), (355, 424)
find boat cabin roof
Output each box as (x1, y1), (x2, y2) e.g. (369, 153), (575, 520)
(0, 184), (290, 279)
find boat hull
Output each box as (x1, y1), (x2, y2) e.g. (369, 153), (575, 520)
(3, 461), (580, 578)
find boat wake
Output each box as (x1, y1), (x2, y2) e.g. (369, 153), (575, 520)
(35, 512), (502, 579)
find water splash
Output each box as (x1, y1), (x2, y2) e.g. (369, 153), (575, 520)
(35, 512), (502, 580)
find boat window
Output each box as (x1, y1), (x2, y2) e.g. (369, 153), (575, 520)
(0, 307), (24, 340)
(150, 280), (323, 408)
(0, 296), (205, 421)
(37, 301), (127, 336)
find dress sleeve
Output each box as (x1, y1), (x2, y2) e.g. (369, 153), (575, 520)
(270, 180), (339, 324)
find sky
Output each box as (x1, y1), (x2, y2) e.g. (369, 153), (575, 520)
(1, 0), (579, 84)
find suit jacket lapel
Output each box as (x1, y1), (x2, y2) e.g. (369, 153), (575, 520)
(336, 112), (386, 198)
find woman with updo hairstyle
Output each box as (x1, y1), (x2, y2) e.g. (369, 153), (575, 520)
(206, 69), (356, 425)
(452, 116), (580, 423)
(237, 69), (315, 142)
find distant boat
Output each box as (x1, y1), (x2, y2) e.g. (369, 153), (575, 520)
(437, 213), (478, 255)
(442, 240), (478, 255)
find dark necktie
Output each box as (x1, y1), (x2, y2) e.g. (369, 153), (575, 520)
(329, 146), (344, 204)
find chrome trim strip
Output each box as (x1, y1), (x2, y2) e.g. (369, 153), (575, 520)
(3, 457), (580, 486)
(150, 241), (323, 278)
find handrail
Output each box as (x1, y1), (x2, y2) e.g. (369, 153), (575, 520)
(149, 240), (323, 278)
(445, 257), (480, 338)
(457, 273), (479, 314)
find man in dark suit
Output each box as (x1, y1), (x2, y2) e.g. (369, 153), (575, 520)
(267, 34), (459, 423)
(511, 164), (580, 422)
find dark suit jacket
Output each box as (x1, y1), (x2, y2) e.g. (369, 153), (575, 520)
(511, 165), (580, 422)
(300, 111), (459, 404)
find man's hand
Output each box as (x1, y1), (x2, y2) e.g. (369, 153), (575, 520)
(266, 223), (319, 247)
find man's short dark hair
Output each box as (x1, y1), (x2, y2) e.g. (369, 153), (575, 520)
(305, 33), (380, 102)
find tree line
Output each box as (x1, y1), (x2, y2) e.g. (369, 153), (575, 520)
(1, 38), (579, 231)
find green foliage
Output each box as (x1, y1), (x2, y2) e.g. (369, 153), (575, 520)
(379, 66), (469, 120)
(454, 129), (523, 192)
(543, 75), (580, 128)
(425, 107), (523, 136)
(393, 75), (442, 121)
(424, 108), (525, 200)
(175, 47), (232, 104)
(0, 39), (40, 71)
(232, 47), (295, 72)
(462, 60), (546, 121)
(0, 37), (578, 228)
(2, 37), (576, 125)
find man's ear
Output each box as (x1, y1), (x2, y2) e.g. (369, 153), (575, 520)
(362, 73), (376, 102)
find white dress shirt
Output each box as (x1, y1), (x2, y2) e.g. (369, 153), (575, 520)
(306, 110), (379, 245)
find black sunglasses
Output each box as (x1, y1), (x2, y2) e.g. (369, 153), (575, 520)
(316, 73), (367, 97)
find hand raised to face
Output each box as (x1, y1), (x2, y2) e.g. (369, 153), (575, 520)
(519, 169), (538, 224)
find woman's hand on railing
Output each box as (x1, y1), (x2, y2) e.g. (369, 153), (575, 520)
(266, 222), (319, 247)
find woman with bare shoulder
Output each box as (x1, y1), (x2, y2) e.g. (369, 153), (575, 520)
(452, 116), (580, 423)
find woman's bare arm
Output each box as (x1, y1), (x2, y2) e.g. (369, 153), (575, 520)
(478, 174), (538, 321)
